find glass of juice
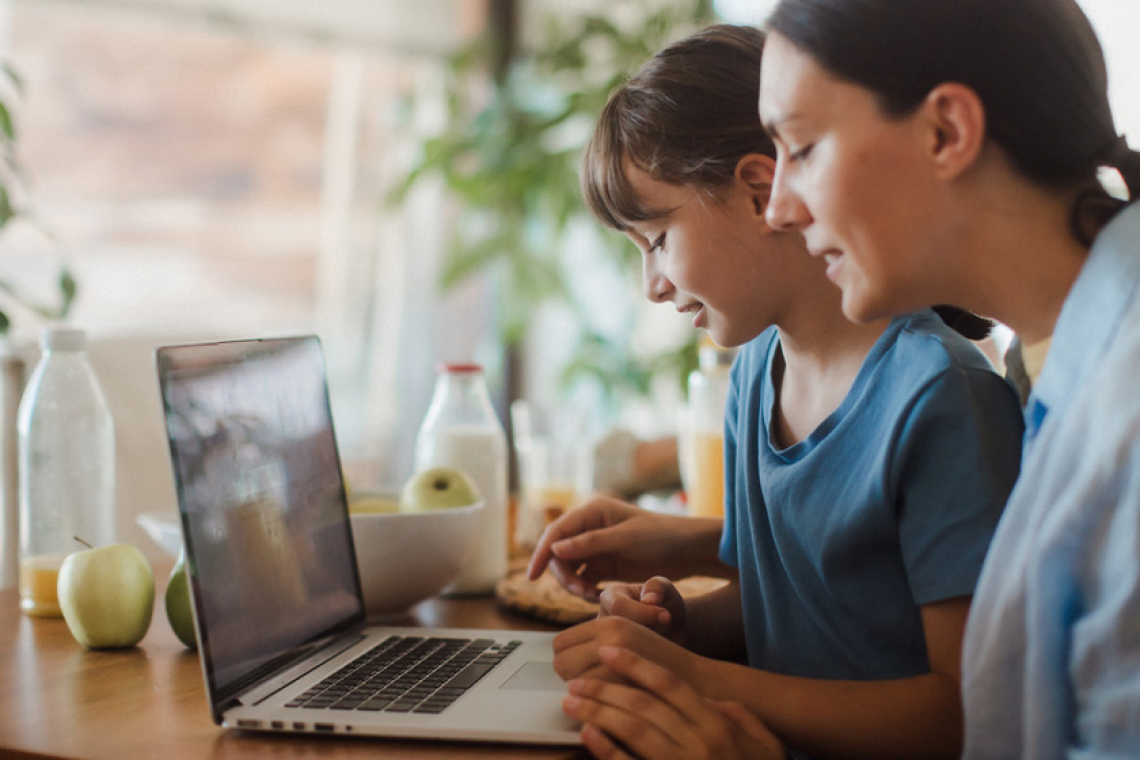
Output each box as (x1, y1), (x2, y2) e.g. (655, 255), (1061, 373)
(19, 554), (67, 617)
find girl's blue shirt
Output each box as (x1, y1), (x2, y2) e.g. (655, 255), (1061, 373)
(720, 310), (1024, 681)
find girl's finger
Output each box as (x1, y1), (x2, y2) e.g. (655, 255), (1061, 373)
(564, 686), (683, 760)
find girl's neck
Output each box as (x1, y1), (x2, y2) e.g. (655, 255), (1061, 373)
(771, 303), (889, 448)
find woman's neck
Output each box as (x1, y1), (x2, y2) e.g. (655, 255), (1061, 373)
(947, 163), (1090, 344)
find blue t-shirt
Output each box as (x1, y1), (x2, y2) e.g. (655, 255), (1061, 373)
(720, 310), (1024, 681)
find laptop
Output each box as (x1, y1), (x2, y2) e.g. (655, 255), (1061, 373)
(155, 335), (581, 745)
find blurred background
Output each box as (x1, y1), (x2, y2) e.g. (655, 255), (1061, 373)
(0, 0), (1136, 566)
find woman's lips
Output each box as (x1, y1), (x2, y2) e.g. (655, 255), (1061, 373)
(819, 250), (842, 282)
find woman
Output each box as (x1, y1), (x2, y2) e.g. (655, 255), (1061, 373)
(759, 0), (1140, 756)
(535, 24), (1023, 760)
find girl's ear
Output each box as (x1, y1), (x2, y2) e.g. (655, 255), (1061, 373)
(922, 83), (986, 180)
(735, 154), (777, 219)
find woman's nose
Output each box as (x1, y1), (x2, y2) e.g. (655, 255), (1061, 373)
(766, 166), (812, 232)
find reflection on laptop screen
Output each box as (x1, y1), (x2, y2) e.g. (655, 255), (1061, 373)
(158, 337), (363, 698)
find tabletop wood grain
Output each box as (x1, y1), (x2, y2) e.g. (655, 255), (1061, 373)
(0, 581), (588, 760)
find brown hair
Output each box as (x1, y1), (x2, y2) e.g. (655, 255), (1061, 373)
(583, 21), (992, 338)
(581, 24), (775, 232)
(767, 0), (1140, 245)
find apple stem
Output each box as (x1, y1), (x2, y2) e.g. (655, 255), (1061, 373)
(73, 536), (94, 550)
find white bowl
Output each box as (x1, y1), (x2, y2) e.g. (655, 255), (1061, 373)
(349, 500), (484, 618)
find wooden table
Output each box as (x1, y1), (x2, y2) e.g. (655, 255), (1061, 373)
(0, 584), (588, 760)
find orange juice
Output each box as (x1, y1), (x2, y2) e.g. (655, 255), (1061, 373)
(515, 484), (579, 551)
(19, 555), (67, 617)
(688, 432), (725, 518)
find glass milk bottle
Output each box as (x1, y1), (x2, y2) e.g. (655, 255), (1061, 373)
(683, 338), (734, 519)
(17, 328), (115, 617)
(414, 364), (508, 595)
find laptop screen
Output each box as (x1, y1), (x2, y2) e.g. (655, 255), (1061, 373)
(157, 336), (364, 705)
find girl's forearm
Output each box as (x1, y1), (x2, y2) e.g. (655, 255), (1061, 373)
(690, 659), (962, 760)
(681, 582), (747, 661)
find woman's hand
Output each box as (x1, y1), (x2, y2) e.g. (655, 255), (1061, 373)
(598, 576), (687, 645)
(563, 645), (785, 760)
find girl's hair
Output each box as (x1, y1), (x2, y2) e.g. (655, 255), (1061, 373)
(582, 21), (992, 339)
(581, 23), (775, 232)
(766, 0), (1140, 245)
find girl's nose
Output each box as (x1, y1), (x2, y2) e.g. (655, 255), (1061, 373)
(643, 256), (673, 304)
(766, 165), (812, 232)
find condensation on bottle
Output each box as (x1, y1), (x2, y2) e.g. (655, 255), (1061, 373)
(17, 328), (116, 617)
(413, 363), (508, 595)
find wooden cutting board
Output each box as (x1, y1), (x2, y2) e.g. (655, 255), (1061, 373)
(495, 569), (729, 627)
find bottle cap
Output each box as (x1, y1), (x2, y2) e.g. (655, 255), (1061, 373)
(440, 363), (483, 374)
(40, 327), (87, 352)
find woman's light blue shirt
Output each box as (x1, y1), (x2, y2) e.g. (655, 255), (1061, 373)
(962, 201), (1140, 759)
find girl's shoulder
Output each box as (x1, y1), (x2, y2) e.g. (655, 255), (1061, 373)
(887, 309), (999, 377)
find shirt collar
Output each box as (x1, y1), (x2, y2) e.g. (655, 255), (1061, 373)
(1024, 202), (1140, 445)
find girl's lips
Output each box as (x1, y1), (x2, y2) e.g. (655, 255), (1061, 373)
(692, 305), (707, 329)
(677, 302), (705, 328)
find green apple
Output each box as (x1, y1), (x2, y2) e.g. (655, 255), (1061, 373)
(57, 542), (155, 650)
(348, 495), (400, 515)
(165, 547), (197, 649)
(399, 466), (481, 513)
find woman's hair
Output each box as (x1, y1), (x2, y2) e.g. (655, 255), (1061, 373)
(583, 21), (992, 339)
(766, 0), (1140, 245)
(581, 24), (774, 232)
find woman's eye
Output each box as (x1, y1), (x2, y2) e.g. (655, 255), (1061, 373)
(648, 234), (666, 253)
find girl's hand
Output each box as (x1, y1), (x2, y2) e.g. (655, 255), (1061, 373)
(563, 645), (785, 760)
(527, 496), (687, 600)
(598, 576), (687, 645)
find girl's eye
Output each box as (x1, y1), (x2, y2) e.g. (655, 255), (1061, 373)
(648, 234), (666, 253)
(790, 144), (814, 163)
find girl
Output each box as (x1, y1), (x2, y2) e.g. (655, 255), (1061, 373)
(532, 24), (1024, 759)
(759, 0), (1140, 756)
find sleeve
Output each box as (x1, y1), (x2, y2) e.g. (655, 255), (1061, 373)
(1051, 359), (1140, 756)
(892, 366), (1025, 605)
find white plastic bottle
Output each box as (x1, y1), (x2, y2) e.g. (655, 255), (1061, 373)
(17, 327), (115, 617)
(414, 364), (508, 595)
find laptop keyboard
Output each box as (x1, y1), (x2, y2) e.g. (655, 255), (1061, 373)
(285, 635), (522, 715)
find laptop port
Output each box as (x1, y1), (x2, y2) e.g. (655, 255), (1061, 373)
(292, 722), (305, 731)
(236, 720), (261, 729)
(314, 723), (335, 732)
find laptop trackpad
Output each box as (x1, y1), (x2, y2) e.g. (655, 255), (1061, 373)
(500, 661), (565, 692)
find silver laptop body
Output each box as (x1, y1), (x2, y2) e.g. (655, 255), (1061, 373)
(156, 335), (580, 745)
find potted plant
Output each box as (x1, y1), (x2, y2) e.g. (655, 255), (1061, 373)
(391, 0), (716, 404)
(0, 62), (76, 336)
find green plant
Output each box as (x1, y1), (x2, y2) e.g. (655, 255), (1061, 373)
(0, 62), (76, 336)
(392, 0), (716, 400)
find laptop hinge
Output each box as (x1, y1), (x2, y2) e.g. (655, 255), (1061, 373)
(239, 632), (365, 706)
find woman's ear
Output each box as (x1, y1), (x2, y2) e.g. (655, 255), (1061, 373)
(922, 83), (986, 180)
(735, 154), (777, 219)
